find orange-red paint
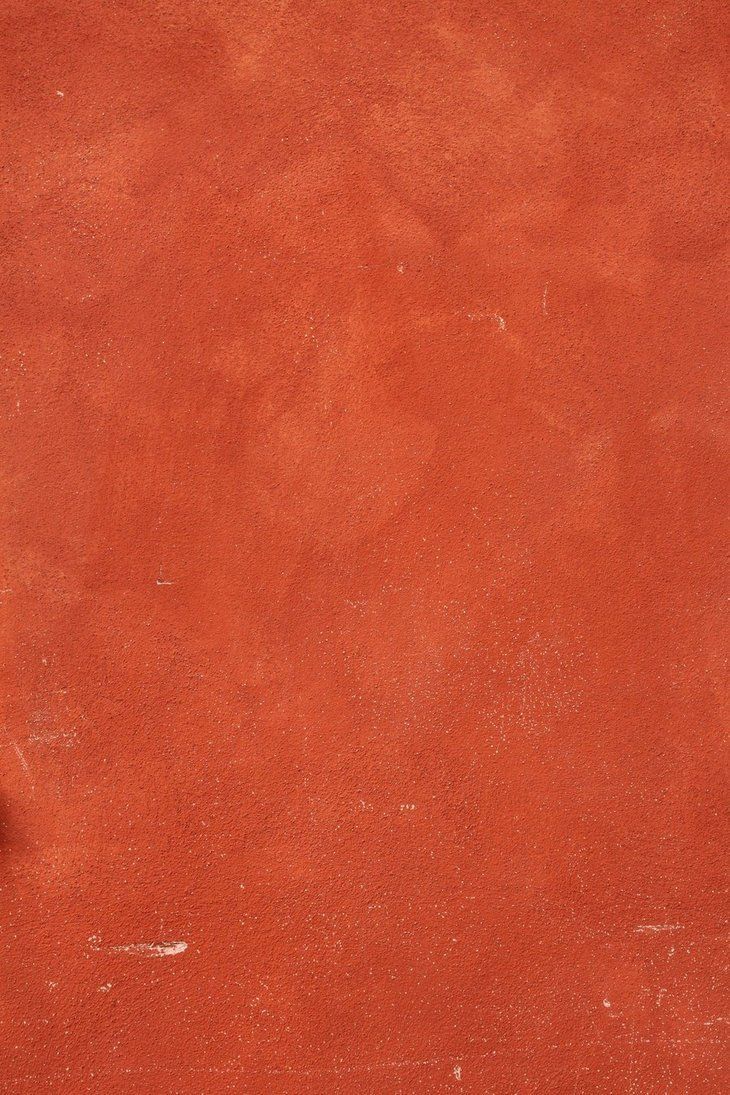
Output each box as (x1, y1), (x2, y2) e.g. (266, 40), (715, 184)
(1, 2), (727, 1091)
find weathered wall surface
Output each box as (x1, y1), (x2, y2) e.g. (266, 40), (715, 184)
(1, 2), (727, 1091)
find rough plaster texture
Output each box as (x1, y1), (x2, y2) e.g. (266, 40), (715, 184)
(1, 1), (728, 1092)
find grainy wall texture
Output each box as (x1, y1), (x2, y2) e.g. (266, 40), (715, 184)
(1, 1), (727, 1092)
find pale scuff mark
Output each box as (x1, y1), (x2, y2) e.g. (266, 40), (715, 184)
(111, 941), (188, 957)
(11, 740), (30, 774)
(89, 936), (187, 957)
(454, 1064), (462, 1080)
(28, 728), (77, 748)
(542, 282), (549, 315)
(634, 924), (683, 934)
(11, 740), (34, 795)
(461, 308), (506, 330)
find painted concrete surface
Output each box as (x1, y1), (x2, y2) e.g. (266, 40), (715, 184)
(1, 2), (727, 1091)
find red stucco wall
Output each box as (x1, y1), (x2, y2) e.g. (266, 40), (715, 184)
(1, 2), (727, 1091)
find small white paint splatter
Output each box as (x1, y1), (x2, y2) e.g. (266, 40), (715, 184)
(454, 1064), (462, 1080)
(56, 90), (64, 97)
(397, 262), (405, 274)
(399, 803), (416, 811)
(491, 313), (506, 331)
(603, 999), (611, 1008)
(99, 983), (112, 992)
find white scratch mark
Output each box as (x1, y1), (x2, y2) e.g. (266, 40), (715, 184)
(634, 924), (683, 934)
(89, 936), (187, 957)
(113, 941), (187, 957)
(11, 740), (34, 794)
(542, 282), (549, 315)
(156, 569), (175, 586)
